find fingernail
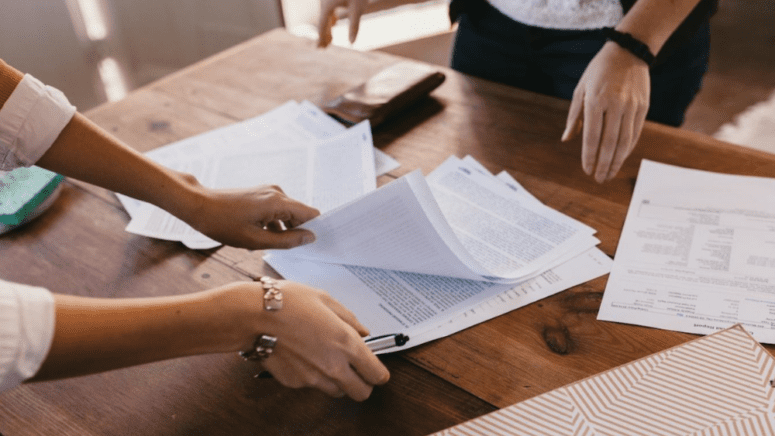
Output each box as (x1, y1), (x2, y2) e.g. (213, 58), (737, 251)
(607, 164), (622, 181)
(561, 127), (570, 142)
(301, 233), (316, 245)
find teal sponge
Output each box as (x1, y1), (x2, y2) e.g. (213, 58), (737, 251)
(0, 166), (64, 231)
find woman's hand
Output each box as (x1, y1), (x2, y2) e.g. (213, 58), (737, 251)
(184, 184), (320, 250)
(224, 280), (390, 401)
(318, 0), (368, 47)
(34, 279), (389, 398)
(562, 42), (651, 183)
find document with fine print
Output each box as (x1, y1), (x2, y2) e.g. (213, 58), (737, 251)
(599, 159), (775, 343)
(117, 100), (399, 249)
(266, 155), (611, 352)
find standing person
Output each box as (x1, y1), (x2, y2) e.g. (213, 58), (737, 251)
(318, 0), (716, 183)
(0, 58), (389, 401)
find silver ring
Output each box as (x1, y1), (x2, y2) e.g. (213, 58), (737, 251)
(239, 334), (278, 361)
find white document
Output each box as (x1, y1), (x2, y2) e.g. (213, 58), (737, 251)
(124, 121), (376, 248)
(496, 170), (541, 204)
(267, 247), (611, 353)
(284, 170), (492, 280)
(265, 253), (511, 341)
(265, 155), (610, 352)
(118, 100), (399, 248)
(599, 160), (775, 343)
(460, 155), (541, 205)
(428, 157), (597, 278)
(284, 158), (596, 283)
(298, 100), (400, 176)
(119, 100), (397, 215)
(410, 248), (612, 346)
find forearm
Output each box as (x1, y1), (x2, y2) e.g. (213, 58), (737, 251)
(1, 58), (204, 222)
(35, 113), (207, 221)
(616, 0), (704, 54)
(31, 287), (256, 381)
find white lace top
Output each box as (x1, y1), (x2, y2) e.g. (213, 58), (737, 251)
(487, 0), (624, 30)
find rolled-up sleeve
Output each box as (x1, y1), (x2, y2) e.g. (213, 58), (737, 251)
(0, 73), (76, 170)
(0, 279), (55, 393)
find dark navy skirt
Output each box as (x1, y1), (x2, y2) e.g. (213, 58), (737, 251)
(450, 1), (711, 127)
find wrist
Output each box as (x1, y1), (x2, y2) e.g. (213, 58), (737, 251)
(162, 170), (210, 225)
(601, 27), (656, 67)
(210, 283), (272, 354)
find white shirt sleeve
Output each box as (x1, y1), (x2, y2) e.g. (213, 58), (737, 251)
(0, 74), (76, 171)
(0, 279), (56, 393)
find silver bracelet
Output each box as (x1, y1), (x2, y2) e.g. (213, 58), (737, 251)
(259, 276), (283, 311)
(238, 276), (283, 361)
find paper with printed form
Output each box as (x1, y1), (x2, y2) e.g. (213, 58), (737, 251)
(432, 324), (775, 436)
(123, 120), (376, 248)
(266, 155), (610, 352)
(599, 160), (775, 343)
(118, 100), (398, 249)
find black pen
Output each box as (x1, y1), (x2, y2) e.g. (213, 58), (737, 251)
(365, 333), (409, 352)
(254, 333), (409, 379)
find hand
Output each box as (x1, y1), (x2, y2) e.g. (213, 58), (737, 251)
(562, 42), (651, 183)
(185, 184), (320, 250)
(318, 0), (368, 47)
(228, 281), (390, 400)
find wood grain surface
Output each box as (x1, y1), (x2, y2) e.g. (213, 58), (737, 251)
(2, 28), (774, 434)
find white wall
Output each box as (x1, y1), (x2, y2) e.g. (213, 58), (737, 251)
(110, 0), (284, 85)
(0, 0), (283, 111)
(0, 1), (104, 109)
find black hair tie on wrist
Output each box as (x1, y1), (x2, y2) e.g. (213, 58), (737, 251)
(601, 27), (656, 67)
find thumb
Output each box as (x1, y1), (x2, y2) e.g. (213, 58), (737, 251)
(348, 0), (365, 44)
(325, 295), (370, 337)
(318, 2), (337, 47)
(250, 228), (316, 250)
(563, 89), (584, 142)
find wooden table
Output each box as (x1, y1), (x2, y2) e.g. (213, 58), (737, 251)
(2, 29), (774, 435)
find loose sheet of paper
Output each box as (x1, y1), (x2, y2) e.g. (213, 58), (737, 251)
(123, 120), (376, 248)
(118, 100), (398, 248)
(599, 159), (775, 343)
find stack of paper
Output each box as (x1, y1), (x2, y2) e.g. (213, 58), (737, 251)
(118, 100), (400, 249)
(431, 324), (775, 435)
(266, 155), (612, 352)
(120, 100), (611, 350)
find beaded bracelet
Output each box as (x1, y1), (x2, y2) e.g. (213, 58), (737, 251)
(601, 27), (656, 67)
